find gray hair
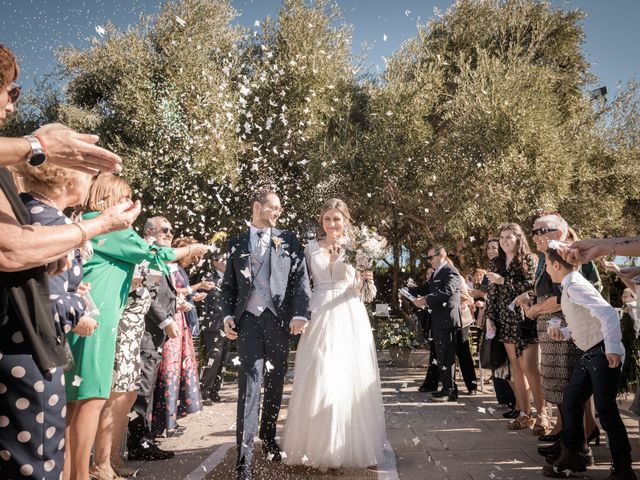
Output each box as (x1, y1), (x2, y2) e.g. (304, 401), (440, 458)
(144, 216), (169, 233)
(536, 214), (569, 240)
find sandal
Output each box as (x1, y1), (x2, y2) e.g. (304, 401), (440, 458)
(508, 413), (535, 430)
(532, 414), (550, 436)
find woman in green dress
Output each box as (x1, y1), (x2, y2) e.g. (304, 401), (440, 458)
(63, 174), (184, 480)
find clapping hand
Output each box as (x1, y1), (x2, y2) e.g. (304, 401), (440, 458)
(485, 272), (504, 285)
(412, 296), (427, 309)
(192, 292), (207, 302)
(547, 326), (564, 341)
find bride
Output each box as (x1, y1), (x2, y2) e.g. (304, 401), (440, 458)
(282, 198), (387, 469)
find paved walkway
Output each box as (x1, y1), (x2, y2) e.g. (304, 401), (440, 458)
(129, 365), (640, 479)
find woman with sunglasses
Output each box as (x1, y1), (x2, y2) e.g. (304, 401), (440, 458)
(0, 44), (139, 480)
(517, 213), (600, 455)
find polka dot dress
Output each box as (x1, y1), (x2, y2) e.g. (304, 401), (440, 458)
(0, 327), (66, 479)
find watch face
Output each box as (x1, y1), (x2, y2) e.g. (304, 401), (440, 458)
(29, 153), (47, 167)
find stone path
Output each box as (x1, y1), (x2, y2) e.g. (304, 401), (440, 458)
(129, 365), (640, 479)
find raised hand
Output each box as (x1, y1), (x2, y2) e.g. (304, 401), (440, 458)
(33, 123), (122, 174)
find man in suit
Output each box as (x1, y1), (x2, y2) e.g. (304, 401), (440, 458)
(411, 245), (462, 402)
(222, 188), (311, 480)
(200, 255), (229, 404)
(127, 216), (180, 461)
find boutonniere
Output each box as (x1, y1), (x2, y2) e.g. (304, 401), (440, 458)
(272, 236), (283, 251)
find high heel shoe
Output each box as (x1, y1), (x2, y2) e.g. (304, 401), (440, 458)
(586, 426), (600, 446)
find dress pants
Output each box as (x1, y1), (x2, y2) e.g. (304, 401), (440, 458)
(432, 328), (457, 393)
(562, 343), (632, 464)
(422, 335), (440, 388)
(456, 327), (478, 392)
(200, 329), (230, 399)
(128, 334), (162, 447)
(235, 310), (289, 467)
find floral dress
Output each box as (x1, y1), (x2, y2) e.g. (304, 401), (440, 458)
(112, 267), (153, 392)
(485, 253), (537, 356)
(151, 264), (202, 435)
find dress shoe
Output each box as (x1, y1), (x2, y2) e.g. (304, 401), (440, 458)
(502, 408), (520, 419)
(542, 445), (587, 477)
(236, 465), (253, 480)
(466, 389), (478, 396)
(418, 384), (439, 393)
(539, 433), (562, 443)
(262, 441), (283, 462)
(165, 429), (184, 438)
(431, 390), (458, 402)
(538, 441), (561, 457)
(587, 426), (601, 446)
(606, 462), (638, 479)
(128, 441), (175, 461)
(545, 445), (594, 466)
(211, 392), (223, 402)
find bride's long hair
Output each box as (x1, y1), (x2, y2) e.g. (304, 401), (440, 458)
(318, 198), (355, 242)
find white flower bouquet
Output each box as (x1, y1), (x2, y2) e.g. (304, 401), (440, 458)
(340, 225), (388, 303)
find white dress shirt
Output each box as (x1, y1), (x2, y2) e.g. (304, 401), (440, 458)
(559, 271), (625, 356)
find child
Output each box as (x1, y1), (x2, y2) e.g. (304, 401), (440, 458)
(543, 246), (635, 479)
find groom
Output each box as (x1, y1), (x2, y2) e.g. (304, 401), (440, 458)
(222, 188), (311, 480)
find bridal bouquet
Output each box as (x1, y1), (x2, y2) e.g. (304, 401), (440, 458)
(340, 225), (388, 303)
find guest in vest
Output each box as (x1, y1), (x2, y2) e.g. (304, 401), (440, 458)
(543, 246), (635, 480)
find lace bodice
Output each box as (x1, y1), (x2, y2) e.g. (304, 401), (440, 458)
(305, 240), (358, 291)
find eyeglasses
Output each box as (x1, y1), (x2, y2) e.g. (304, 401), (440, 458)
(532, 227), (558, 236)
(8, 83), (20, 103)
(427, 254), (439, 260)
(159, 227), (174, 236)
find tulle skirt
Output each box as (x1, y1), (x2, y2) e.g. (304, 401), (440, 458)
(282, 288), (386, 469)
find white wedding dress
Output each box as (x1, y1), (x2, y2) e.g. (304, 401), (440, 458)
(282, 240), (387, 469)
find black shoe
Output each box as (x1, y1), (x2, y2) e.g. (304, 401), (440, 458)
(262, 441), (282, 462)
(503, 409), (520, 419)
(545, 446), (594, 466)
(128, 441), (175, 461)
(236, 465), (253, 480)
(606, 462), (638, 479)
(431, 389), (458, 402)
(539, 441), (561, 457)
(542, 445), (587, 477)
(539, 433), (562, 443)
(418, 384), (438, 393)
(587, 426), (601, 446)
(211, 392), (223, 403)
(165, 429), (184, 438)
(202, 398), (213, 406)
(466, 389), (478, 396)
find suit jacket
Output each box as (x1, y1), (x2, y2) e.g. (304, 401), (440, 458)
(202, 271), (225, 333)
(221, 228), (311, 330)
(410, 263), (462, 331)
(142, 273), (177, 350)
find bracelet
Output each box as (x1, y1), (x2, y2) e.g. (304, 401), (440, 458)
(73, 222), (88, 246)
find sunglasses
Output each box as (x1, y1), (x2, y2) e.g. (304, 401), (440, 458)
(532, 227), (558, 236)
(8, 83), (21, 103)
(159, 227), (174, 235)
(427, 254), (439, 260)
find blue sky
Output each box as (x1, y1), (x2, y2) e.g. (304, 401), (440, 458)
(1, 0), (638, 96)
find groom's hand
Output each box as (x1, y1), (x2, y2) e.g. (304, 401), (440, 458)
(223, 317), (238, 340)
(290, 319), (307, 335)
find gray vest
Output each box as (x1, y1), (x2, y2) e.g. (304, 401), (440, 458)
(245, 242), (277, 317)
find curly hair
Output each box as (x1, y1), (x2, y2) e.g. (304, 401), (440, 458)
(0, 44), (19, 88)
(13, 162), (89, 196)
(496, 222), (533, 274)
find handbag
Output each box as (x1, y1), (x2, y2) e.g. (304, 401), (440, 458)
(516, 319), (537, 342)
(479, 336), (508, 369)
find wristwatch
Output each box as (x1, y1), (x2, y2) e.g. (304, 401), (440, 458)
(23, 135), (47, 167)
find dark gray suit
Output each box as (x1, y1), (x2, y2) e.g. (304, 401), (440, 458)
(128, 273), (176, 447)
(199, 271), (229, 400)
(221, 228), (311, 467)
(411, 263), (461, 393)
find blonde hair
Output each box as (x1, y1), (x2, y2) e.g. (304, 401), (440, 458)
(318, 198), (354, 239)
(13, 162), (87, 196)
(84, 174), (132, 212)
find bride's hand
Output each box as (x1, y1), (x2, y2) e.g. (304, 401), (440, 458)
(290, 319), (307, 335)
(361, 271), (374, 282)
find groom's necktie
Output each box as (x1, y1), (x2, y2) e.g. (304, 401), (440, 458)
(254, 230), (266, 260)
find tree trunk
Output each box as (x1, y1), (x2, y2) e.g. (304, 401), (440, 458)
(391, 240), (401, 311)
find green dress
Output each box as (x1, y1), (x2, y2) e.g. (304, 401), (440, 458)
(65, 212), (176, 401)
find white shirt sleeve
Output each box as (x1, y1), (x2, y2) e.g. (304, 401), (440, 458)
(566, 280), (625, 356)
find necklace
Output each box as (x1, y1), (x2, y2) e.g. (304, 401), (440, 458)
(30, 191), (61, 211)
